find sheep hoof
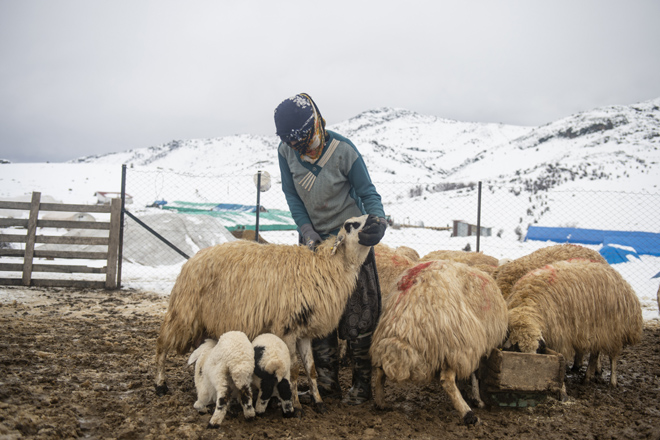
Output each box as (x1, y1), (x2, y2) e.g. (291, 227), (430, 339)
(154, 383), (168, 396)
(297, 390), (313, 405)
(374, 402), (392, 411)
(314, 402), (328, 414)
(207, 422), (220, 430)
(282, 410), (296, 419)
(463, 411), (479, 426)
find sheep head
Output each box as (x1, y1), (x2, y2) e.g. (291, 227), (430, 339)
(505, 307), (545, 353)
(331, 215), (372, 266)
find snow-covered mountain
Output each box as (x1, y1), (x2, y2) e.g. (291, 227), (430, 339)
(72, 98), (660, 196)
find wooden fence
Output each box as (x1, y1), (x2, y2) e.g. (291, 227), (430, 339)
(0, 192), (121, 289)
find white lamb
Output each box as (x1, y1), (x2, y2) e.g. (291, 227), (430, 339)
(154, 214), (373, 413)
(371, 260), (508, 425)
(252, 333), (295, 417)
(187, 331), (256, 428)
(506, 259), (643, 387)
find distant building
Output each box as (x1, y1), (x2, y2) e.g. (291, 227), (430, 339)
(95, 191), (133, 205)
(452, 220), (492, 237)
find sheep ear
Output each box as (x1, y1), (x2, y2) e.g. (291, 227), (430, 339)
(331, 235), (345, 255)
(536, 339), (547, 354)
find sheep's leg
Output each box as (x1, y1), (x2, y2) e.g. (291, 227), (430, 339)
(559, 382), (569, 402)
(207, 381), (230, 428)
(282, 336), (305, 417)
(237, 383), (256, 421)
(297, 338), (326, 413)
(470, 372), (485, 408)
(193, 375), (214, 413)
(571, 351), (585, 373)
(440, 369), (478, 426)
(154, 338), (169, 396)
(609, 354), (619, 387)
(585, 351), (601, 382)
(255, 376), (274, 414)
(276, 378), (296, 417)
(373, 366), (388, 409)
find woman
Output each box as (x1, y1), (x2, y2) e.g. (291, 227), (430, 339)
(274, 93), (388, 405)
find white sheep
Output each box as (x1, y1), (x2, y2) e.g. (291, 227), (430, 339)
(495, 243), (609, 371)
(420, 249), (500, 277)
(154, 214), (373, 413)
(251, 333), (295, 417)
(506, 259), (643, 387)
(370, 260), (508, 425)
(495, 243), (607, 300)
(394, 245), (420, 261)
(374, 243), (416, 295)
(187, 331), (256, 428)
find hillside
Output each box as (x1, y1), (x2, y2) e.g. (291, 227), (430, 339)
(71, 98), (660, 195)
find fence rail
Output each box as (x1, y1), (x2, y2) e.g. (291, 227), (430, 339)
(0, 191), (121, 289)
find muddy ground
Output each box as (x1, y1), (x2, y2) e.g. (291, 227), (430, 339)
(1, 287), (659, 440)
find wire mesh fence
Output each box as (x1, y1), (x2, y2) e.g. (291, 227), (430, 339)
(119, 166), (660, 317)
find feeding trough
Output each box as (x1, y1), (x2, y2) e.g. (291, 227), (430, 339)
(478, 348), (567, 407)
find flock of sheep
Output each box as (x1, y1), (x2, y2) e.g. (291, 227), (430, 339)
(153, 214), (644, 428)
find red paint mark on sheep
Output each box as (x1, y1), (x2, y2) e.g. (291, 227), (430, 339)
(470, 270), (493, 311)
(397, 262), (433, 294)
(541, 264), (558, 284)
(392, 262), (434, 309)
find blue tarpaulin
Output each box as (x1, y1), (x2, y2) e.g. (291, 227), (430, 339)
(525, 226), (660, 264)
(598, 245), (640, 264)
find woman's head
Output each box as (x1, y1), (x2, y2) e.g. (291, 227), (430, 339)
(274, 93), (326, 155)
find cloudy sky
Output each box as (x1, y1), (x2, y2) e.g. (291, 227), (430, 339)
(1, 0), (659, 163)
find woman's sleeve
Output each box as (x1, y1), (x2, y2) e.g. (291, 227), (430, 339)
(278, 150), (312, 227)
(347, 155), (386, 218)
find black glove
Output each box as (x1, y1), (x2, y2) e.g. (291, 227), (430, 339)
(358, 214), (387, 246)
(299, 223), (322, 250)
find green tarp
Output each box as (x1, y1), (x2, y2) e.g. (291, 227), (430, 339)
(162, 201), (297, 231)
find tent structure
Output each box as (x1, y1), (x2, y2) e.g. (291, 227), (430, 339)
(525, 226), (660, 265)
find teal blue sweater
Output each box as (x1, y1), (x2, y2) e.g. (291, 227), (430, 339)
(278, 130), (385, 238)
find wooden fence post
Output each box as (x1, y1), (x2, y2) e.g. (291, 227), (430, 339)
(22, 191), (41, 286)
(106, 198), (121, 289)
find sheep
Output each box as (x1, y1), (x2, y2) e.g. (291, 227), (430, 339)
(421, 249), (500, 277)
(394, 245), (420, 261)
(370, 259), (508, 425)
(374, 243), (416, 296)
(495, 243), (609, 371)
(187, 331), (256, 428)
(251, 333), (295, 417)
(506, 259), (643, 387)
(154, 214), (374, 413)
(495, 243), (607, 300)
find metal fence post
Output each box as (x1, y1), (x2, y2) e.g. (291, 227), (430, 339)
(476, 181), (482, 252)
(255, 171), (261, 242)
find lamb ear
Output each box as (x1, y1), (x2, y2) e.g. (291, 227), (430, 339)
(331, 235), (345, 255)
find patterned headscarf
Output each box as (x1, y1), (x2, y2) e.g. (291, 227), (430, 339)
(274, 93), (327, 160)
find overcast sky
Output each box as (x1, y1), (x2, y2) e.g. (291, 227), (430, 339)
(1, 1), (659, 163)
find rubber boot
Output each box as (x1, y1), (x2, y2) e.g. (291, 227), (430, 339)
(343, 332), (373, 405)
(312, 331), (342, 399)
